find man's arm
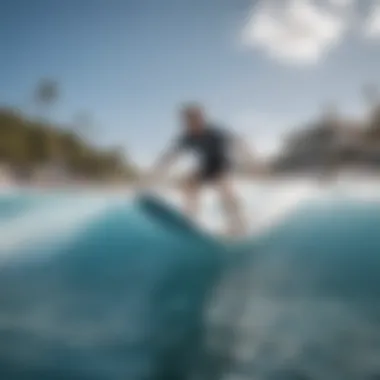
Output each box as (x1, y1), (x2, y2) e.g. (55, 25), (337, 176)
(142, 141), (182, 187)
(152, 147), (181, 177)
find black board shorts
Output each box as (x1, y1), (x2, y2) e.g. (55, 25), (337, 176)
(196, 158), (231, 182)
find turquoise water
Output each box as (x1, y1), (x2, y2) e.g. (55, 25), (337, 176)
(0, 189), (379, 380)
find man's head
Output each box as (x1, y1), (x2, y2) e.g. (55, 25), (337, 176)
(180, 103), (206, 134)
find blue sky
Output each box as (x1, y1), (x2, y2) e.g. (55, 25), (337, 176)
(1, 0), (380, 165)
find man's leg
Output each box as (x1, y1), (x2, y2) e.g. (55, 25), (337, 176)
(215, 175), (246, 237)
(182, 173), (201, 222)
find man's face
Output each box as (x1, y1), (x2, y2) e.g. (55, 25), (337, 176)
(181, 107), (205, 134)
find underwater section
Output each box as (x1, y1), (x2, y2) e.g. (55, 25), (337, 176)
(0, 190), (380, 379)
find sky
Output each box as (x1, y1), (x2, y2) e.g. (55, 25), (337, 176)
(1, 0), (380, 167)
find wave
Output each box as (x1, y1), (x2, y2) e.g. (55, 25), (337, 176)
(0, 181), (379, 379)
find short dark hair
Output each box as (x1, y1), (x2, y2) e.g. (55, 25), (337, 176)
(180, 103), (204, 116)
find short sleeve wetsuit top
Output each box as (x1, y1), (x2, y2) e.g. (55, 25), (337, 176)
(174, 125), (234, 181)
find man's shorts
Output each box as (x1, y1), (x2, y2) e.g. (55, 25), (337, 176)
(196, 159), (231, 183)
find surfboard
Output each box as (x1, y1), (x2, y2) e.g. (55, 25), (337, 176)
(135, 192), (248, 249)
(136, 192), (209, 238)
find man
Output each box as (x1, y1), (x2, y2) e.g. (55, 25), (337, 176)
(145, 104), (255, 237)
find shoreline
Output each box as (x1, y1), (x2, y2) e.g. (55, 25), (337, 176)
(1, 166), (380, 193)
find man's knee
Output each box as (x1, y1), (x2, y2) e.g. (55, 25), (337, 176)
(221, 193), (238, 213)
(219, 184), (239, 210)
(217, 177), (235, 197)
(182, 175), (199, 195)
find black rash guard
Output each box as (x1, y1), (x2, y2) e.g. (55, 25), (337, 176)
(174, 125), (234, 181)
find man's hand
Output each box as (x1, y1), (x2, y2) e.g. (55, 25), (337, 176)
(135, 145), (180, 193)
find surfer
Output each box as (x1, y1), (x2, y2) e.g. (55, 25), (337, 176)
(144, 103), (256, 236)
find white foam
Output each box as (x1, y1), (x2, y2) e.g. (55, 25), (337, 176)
(143, 179), (323, 236)
(0, 196), (118, 258)
(2, 177), (380, 257)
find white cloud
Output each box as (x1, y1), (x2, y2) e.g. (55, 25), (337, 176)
(328, 0), (354, 7)
(242, 0), (351, 65)
(363, 2), (380, 38)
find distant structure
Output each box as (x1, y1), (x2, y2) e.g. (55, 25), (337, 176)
(275, 102), (344, 173)
(0, 164), (12, 185)
(272, 90), (380, 174)
(363, 83), (380, 139)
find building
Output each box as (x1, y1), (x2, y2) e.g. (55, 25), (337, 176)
(273, 114), (369, 174)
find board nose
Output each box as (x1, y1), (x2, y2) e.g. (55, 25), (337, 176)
(136, 192), (208, 238)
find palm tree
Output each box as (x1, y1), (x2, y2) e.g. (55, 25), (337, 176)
(34, 78), (59, 121)
(320, 102), (340, 126)
(362, 83), (380, 138)
(33, 78), (61, 172)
